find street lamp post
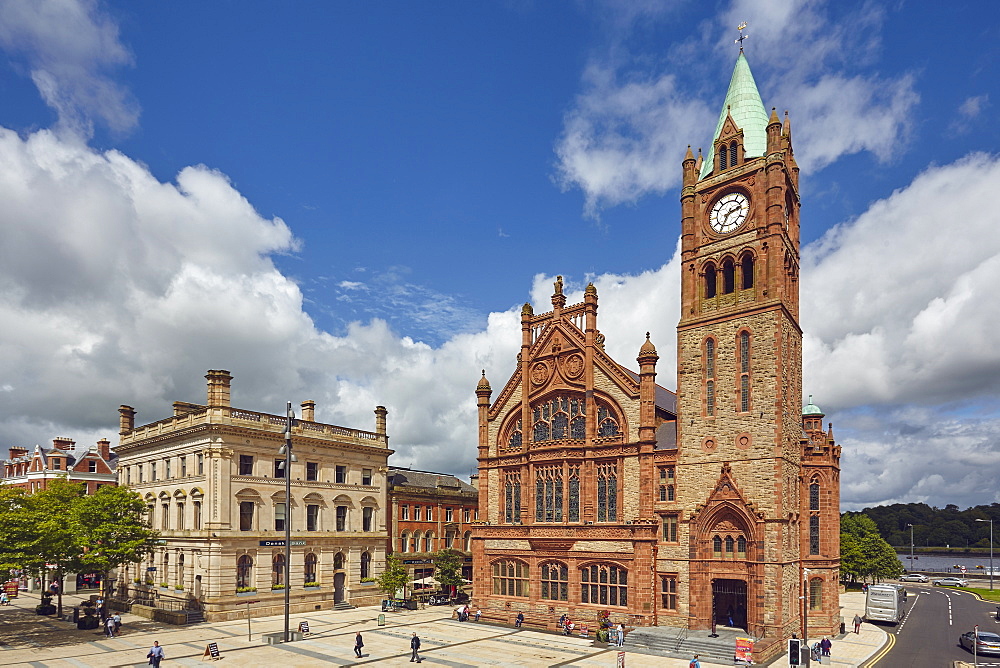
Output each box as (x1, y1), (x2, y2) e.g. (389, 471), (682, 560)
(907, 523), (915, 572)
(282, 402), (295, 642)
(976, 518), (994, 591)
(802, 567), (811, 652)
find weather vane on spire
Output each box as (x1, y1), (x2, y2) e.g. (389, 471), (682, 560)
(735, 22), (748, 51)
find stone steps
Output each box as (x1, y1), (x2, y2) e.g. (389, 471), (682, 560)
(625, 626), (750, 666)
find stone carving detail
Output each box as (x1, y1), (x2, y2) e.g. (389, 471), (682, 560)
(531, 362), (549, 386)
(563, 353), (585, 379)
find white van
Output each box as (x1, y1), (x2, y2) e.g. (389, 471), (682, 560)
(865, 584), (906, 624)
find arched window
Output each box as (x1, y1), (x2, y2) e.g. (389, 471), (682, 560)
(425, 532), (434, 552)
(463, 531), (472, 552)
(713, 535), (723, 557)
(177, 552), (184, 587)
(333, 552), (345, 570)
(722, 259), (736, 294)
(741, 253), (754, 289)
(725, 536), (734, 555)
(568, 466), (581, 522)
(400, 532), (409, 553)
(162, 552), (169, 584)
(810, 481), (820, 511)
(581, 564), (628, 606)
(532, 395), (587, 443)
(704, 263), (717, 299)
(739, 331), (751, 412)
(597, 405), (619, 437)
(272, 554), (285, 587)
(737, 536), (747, 558)
(507, 417), (522, 450)
(236, 555), (253, 589)
(411, 531), (422, 553)
(304, 553), (318, 583)
(540, 562), (568, 601)
(729, 141), (738, 167)
(360, 551), (371, 579)
(492, 560), (529, 597)
(809, 578), (823, 611)
(809, 516), (820, 555)
(719, 145), (728, 170)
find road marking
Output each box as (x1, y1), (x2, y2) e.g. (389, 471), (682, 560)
(895, 592), (919, 634)
(862, 627), (895, 667)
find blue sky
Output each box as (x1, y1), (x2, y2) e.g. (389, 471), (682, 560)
(1, 0), (999, 513)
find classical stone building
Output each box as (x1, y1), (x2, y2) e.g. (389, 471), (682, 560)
(3, 437), (118, 494)
(471, 49), (840, 660)
(115, 370), (392, 621)
(386, 467), (478, 587)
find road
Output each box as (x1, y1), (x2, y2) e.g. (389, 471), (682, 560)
(868, 583), (1000, 667)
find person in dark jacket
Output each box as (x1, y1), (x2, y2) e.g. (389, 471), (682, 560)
(515, 611), (524, 628)
(410, 632), (421, 662)
(355, 631), (364, 658)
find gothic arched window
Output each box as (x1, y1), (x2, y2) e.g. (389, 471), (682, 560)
(741, 253), (754, 289)
(704, 263), (717, 299)
(729, 141), (738, 167)
(540, 562), (568, 601)
(581, 564), (628, 606)
(719, 145), (728, 170)
(507, 417), (522, 450)
(597, 405), (619, 437)
(722, 259), (736, 294)
(492, 559), (528, 597)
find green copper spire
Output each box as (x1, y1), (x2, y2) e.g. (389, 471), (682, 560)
(699, 52), (769, 179)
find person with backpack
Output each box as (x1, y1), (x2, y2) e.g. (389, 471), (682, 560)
(689, 654), (701, 668)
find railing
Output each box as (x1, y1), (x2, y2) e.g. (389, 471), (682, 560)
(673, 627), (689, 650)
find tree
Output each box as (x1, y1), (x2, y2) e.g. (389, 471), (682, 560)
(433, 549), (466, 592)
(0, 479), (158, 617)
(840, 511), (903, 584)
(375, 553), (409, 600)
(74, 485), (158, 597)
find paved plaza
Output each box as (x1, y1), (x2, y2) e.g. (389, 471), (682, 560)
(0, 591), (886, 667)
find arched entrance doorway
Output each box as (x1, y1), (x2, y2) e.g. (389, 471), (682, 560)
(712, 579), (747, 629)
(334, 572), (346, 603)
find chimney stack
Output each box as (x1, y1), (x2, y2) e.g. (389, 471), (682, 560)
(119, 405), (136, 435)
(8, 446), (27, 459)
(52, 437), (75, 451)
(301, 400), (316, 422)
(375, 405), (387, 436)
(96, 438), (111, 461)
(205, 370), (233, 407)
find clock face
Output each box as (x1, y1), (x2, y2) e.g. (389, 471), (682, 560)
(709, 192), (750, 233)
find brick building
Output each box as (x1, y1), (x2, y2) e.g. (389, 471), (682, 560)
(2, 437), (118, 494)
(386, 467), (478, 587)
(471, 49), (840, 660)
(115, 370), (392, 621)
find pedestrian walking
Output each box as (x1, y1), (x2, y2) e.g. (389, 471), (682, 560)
(113, 612), (122, 634)
(105, 616), (116, 637)
(147, 640), (165, 667)
(354, 631), (364, 658)
(853, 613), (862, 633)
(616, 623), (625, 647)
(409, 632), (421, 663)
(689, 654), (702, 668)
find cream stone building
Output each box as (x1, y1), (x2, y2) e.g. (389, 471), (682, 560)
(115, 370), (392, 621)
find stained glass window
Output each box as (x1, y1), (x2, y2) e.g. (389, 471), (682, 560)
(568, 467), (580, 522)
(552, 413), (568, 439)
(810, 516), (820, 555)
(809, 482), (820, 511)
(597, 464), (617, 521)
(535, 467), (563, 522)
(492, 560), (528, 597)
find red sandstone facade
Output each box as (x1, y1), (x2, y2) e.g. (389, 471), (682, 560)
(2, 437), (118, 494)
(471, 50), (841, 660)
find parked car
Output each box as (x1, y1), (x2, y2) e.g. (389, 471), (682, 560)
(959, 630), (1000, 656)
(934, 577), (968, 587)
(899, 574), (928, 583)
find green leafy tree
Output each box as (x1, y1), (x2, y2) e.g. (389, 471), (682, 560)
(433, 549), (466, 592)
(375, 553), (409, 599)
(0, 487), (30, 571)
(841, 511), (903, 584)
(74, 485), (158, 597)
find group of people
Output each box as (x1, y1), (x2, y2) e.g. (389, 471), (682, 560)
(104, 612), (122, 637)
(453, 604), (480, 622)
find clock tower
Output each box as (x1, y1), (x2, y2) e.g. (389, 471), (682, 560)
(663, 48), (838, 644)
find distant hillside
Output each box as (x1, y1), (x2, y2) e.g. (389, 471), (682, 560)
(846, 502), (999, 549)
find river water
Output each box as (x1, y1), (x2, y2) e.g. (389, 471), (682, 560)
(896, 552), (999, 575)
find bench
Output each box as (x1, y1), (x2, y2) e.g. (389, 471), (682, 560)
(472, 609), (558, 632)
